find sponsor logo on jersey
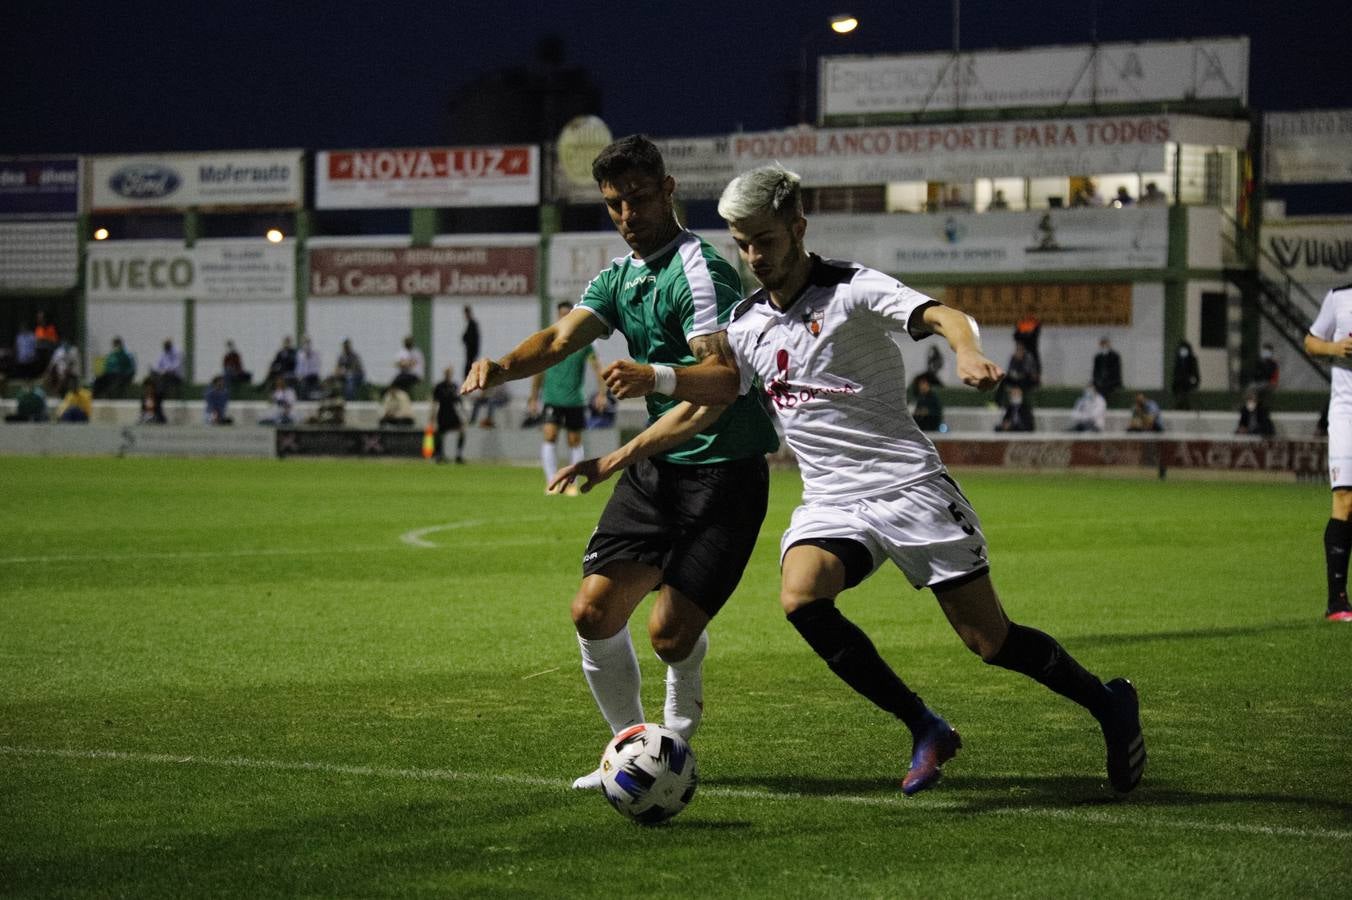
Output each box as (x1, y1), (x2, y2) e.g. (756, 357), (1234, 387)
(764, 348), (860, 411)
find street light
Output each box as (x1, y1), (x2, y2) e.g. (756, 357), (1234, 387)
(799, 14), (859, 124)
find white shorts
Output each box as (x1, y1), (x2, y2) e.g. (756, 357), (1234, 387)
(780, 472), (991, 590)
(1330, 411), (1352, 489)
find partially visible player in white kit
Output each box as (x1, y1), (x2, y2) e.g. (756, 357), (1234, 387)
(593, 164), (1147, 795)
(1304, 282), (1352, 622)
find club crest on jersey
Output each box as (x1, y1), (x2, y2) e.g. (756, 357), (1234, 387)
(801, 306), (825, 337)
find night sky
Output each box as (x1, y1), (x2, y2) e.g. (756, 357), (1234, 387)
(4, 0), (1351, 156)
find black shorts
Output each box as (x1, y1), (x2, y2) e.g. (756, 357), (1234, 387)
(583, 455), (770, 617)
(543, 404), (586, 432)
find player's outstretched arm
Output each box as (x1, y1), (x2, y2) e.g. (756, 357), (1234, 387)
(601, 332), (741, 405)
(461, 308), (608, 396)
(922, 304), (1004, 391)
(549, 401), (728, 494)
(1304, 333), (1352, 359)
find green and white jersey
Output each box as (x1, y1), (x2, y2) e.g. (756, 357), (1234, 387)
(541, 345), (594, 408)
(579, 229), (779, 464)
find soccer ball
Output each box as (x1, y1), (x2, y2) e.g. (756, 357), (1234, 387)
(598, 723), (698, 825)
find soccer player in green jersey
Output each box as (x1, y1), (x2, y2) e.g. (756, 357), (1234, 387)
(463, 135), (779, 789)
(528, 301), (607, 496)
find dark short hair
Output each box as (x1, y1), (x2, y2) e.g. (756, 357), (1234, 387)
(592, 134), (665, 186)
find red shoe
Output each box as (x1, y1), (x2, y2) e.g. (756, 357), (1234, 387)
(902, 713), (961, 796)
(1326, 609), (1352, 622)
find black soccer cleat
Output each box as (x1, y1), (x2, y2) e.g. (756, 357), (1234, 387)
(902, 712), (962, 796)
(1100, 677), (1146, 794)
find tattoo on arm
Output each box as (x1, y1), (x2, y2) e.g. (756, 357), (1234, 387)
(688, 332), (735, 366)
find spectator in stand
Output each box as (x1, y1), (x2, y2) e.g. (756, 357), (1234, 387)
(988, 189), (1010, 210)
(911, 373), (944, 432)
(5, 384), (47, 422)
(55, 375), (92, 423)
(1013, 311), (1041, 364)
(43, 340), (81, 395)
(1069, 384), (1107, 432)
(138, 380), (165, 424)
(462, 306), (480, 379)
(391, 336), (425, 393)
(33, 310), (58, 347)
(1127, 393), (1164, 433)
(222, 340), (252, 389)
(94, 336), (136, 398)
(1092, 336), (1123, 404)
(258, 376), (296, 426)
(1071, 180), (1104, 207)
(925, 344), (945, 387)
(150, 338), (184, 396)
(12, 322), (41, 378)
(1235, 391), (1276, 437)
(996, 385), (1036, 432)
(265, 336), (297, 389)
(294, 335), (322, 400)
(204, 376), (233, 425)
(940, 185), (969, 210)
(1250, 343), (1280, 398)
(333, 338), (365, 401)
(378, 385), (415, 427)
(1002, 342), (1040, 407)
(1171, 339), (1201, 409)
(1112, 186), (1134, 208)
(1138, 182), (1167, 206)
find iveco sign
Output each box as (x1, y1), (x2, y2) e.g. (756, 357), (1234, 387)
(108, 163), (182, 200)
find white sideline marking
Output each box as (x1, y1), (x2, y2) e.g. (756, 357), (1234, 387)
(0, 547), (374, 565)
(3, 745), (1348, 843)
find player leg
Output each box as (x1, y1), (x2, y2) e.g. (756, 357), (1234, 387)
(648, 587), (710, 743)
(1322, 420), (1352, 620)
(563, 411), (586, 496)
(934, 573), (1145, 793)
(781, 541), (957, 795)
(569, 559), (662, 789)
(540, 418), (560, 491)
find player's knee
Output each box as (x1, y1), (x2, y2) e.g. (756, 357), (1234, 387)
(649, 627), (696, 663)
(779, 589), (817, 615)
(958, 626), (1003, 662)
(571, 592), (617, 639)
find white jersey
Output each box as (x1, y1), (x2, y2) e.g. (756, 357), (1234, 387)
(1309, 283), (1352, 416)
(726, 255), (943, 502)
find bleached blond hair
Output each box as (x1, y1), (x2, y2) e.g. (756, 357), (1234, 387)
(717, 164), (803, 226)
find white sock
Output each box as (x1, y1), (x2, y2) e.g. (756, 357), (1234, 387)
(577, 629), (644, 735)
(569, 443), (585, 466)
(663, 630), (708, 742)
(540, 441), (557, 485)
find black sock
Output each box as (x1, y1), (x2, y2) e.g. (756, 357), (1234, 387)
(987, 623), (1111, 719)
(1324, 518), (1352, 612)
(786, 598), (929, 732)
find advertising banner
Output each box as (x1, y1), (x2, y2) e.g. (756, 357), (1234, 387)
(0, 221), (79, 289)
(89, 151), (303, 210)
(0, 157), (80, 217)
(821, 38), (1249, 118)
(1264, 110), (1352, 185)
(86, 238), (295, 302)
(808, 207), (1168, 274)
(316, 146), (539, 209)
(308, 245), (537, 298)
(1261, 218), (1352, 298)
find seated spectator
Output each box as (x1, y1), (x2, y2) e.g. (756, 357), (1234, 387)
(11, 322), (43, 378)
(294, 335), (322, 400)
(264, 336), (297, 389)
(1127, 392), (1164, 433)
(138, 380), (166, 425)
(55, 375), (92, 423)
(1071, 179), (1104, 207)
(258, 376), (296, 426)
(1248, 343), (1279, 398)
(469, 383), (510, 429)
(5, 384), (48, 422)
(33, 310), (58, 347)
(333, 338), (365, 401)
(995, 386), (1035, 432)
(1235, 391), (1275, 437)
(93, 336), (137, 398)
(391, 336), (425, 393)
(42, 340), (81, 395)
(222, 340), (252, 389)
(999, 342), (1040, 407)
(204, 376), (233, 425)
(988, 189), (1010, 211)
(1112, 186), (1134, 207)
(378, 386), (415, 427)
(150, 339), (184, 396)
(1139, 182), (1167, 206)
(911, 373), (944, 432)
(1069, 384), (1107, 432)
(306, 383), (346, 426)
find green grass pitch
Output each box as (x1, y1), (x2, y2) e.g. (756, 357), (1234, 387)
(1, 456), (1349, 898)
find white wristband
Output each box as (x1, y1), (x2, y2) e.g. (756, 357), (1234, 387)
(651, 364), (677, 395)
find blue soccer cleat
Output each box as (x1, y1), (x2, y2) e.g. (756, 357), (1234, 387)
(1101, 677), (1146, 794)
(902, 712), (962, 796)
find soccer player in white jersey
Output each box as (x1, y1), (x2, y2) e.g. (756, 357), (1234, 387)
(589, 164), (1147, 795)
(1304, 282), (1352, 622)
(463, 136), (780, 790)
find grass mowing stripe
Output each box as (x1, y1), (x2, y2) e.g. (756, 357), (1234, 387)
(6, 745), (1349, 844)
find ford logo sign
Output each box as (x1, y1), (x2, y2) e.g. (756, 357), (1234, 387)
(109, 164), (181, 199)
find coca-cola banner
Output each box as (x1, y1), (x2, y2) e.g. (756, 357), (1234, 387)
(308, 244), (537, 298)
(316, 146), (539, 209)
